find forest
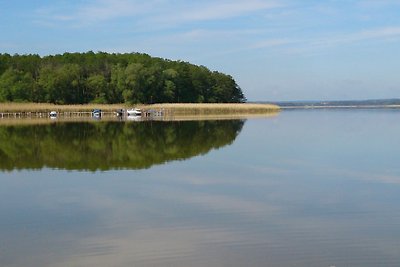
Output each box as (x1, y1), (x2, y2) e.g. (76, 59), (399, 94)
(0, 52), (246, 104)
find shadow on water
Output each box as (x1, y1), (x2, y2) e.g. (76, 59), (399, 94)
(0, 119), (245, 171)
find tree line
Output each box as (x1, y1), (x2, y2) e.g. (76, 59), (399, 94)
(0, 52), (246, 104)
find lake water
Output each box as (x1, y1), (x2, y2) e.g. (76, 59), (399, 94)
(1, 110), (400, 267)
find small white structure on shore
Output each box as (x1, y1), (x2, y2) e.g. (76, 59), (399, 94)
(49, 111), (57, 118)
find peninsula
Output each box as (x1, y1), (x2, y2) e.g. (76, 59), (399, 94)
(0, 52), (246, 104)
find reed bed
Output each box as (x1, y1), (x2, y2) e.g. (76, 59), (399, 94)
(143, 103), (280, 115)
(0, 103), (279, 125)
(0, 103), (280, 115)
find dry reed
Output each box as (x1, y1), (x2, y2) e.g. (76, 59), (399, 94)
(144, 103), (280, 115)
(0, 102), (280, 115)
(0, 103), (280, 125)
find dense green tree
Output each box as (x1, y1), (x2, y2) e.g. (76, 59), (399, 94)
(37, 65), (59, 103)
(124, 63), (144, 103)
(0, 68), (15, 102)
(57, 63), (83, 104)
(110, 64), (129, 103)
(0, 52), (246, 104)
(0, 68), (34, 102)
(86, 74), (107, 103)
(162, 68), (179, 102)
(0, 53), (11, 75)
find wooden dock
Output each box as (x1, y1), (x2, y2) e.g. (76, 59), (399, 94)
(0, 109), (168, 119)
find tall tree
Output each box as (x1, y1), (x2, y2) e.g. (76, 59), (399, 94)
(0, 52), (246, 104)
(0, 68), (34, 102)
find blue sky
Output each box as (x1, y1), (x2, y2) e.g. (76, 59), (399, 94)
(1, 0), (400, 101)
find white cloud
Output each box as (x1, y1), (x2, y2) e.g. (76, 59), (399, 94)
(34, 0), (154, 26)
(75, 0), (151, 22)
(177, 0), (282, 22)
(254, 26), (400, 56)
(250, 38), (293, 49)
(308, 26), (400, 50)
(34, 0), (284, 27)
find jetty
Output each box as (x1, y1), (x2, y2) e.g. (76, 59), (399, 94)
(0, 108), (167, 119)
(0, 103), (280, 121)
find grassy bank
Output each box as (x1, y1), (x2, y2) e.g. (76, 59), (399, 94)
(0, 103), (280, 115)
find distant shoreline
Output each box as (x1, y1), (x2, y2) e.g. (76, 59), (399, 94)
(256, 98), (400, 109)
(279, 105), (400, 109)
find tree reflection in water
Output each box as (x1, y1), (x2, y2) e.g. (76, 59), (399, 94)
(0, 120), (245, 171)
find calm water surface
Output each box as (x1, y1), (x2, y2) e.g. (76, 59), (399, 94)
(1, 110), (400, 267)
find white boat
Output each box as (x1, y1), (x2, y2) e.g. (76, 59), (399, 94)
(127, 108), (142, 116)
(92, 109), (102, 118)
(49, 111), (57, 118)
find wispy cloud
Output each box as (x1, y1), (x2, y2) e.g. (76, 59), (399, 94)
(34, 0), (283, 28)
(175, 0), (282, 22)
(312, 26), (400, 48)
(35, 0), (152, 26)
(249, 26), (400, 56)
(358, 0), (400, 8)
(250, 38), (294, 49)
(75, 0), (149, 22)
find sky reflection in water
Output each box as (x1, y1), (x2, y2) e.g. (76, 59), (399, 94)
(1, 110), (400, 267)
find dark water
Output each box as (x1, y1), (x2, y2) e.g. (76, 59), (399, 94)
(1, 110), (400, 267)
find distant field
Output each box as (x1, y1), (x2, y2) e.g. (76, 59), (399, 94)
(0, 103), (280, 114)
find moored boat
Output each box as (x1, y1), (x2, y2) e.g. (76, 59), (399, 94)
(92, 109), (102, 118)
(127, 108), (142, 116)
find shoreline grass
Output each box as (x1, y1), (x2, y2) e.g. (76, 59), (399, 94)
(144, 103), (280, 115)
(0, 102), (280, 114)
(0, 103), (280, 125)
